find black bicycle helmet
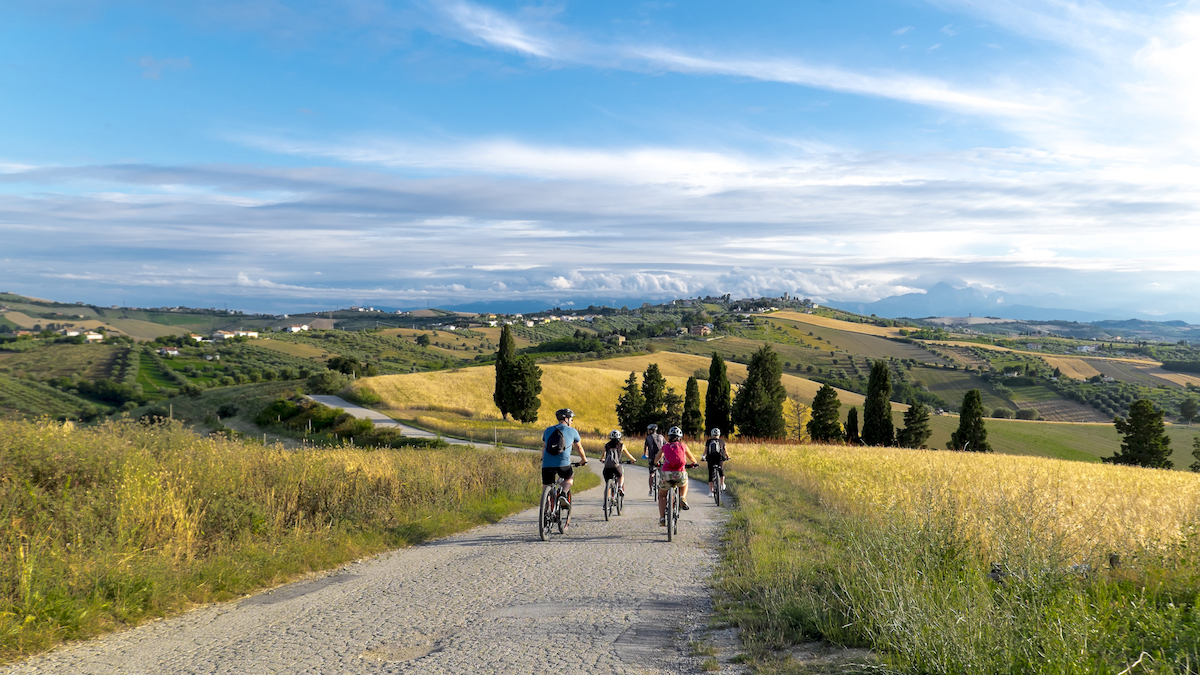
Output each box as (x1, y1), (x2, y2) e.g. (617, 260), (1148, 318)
(667, 425), (683, 441)
(556, 408), (575, 420)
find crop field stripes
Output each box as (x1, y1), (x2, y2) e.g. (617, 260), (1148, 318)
(0, 374), (99, 418)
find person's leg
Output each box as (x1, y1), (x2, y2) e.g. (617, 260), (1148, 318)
(680, 479), (689, 505)
(658, 488), (667, 520)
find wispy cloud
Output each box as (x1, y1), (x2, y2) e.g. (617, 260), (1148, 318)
(429, 0), (1053, 122)
(138, 56), (191, 79)
(440, 0), (557, 57)
(893, 26), (914, 35)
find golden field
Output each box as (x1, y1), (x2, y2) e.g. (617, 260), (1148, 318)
(769, 311), (904, 337)
(351, 352), (891, 436)
(355, 361), (706, 432)
(738, 442), (1200, 567)
(721, 442), (1200, 673)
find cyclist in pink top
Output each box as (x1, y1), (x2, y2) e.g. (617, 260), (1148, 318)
(655, 426), (699, 526)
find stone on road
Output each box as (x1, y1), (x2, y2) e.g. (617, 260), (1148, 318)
(4, 463), (731, 674)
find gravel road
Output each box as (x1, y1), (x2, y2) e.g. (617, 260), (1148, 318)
(6, 456), (734, 674)
(306, 395), (477, 447)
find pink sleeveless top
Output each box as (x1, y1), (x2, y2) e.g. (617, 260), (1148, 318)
(660, 441), (688, 472)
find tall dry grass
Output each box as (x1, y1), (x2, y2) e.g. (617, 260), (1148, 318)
(0, 418), (546, 662)
(720, 443), (1200, 674)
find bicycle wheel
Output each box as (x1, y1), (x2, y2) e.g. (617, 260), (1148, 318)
(714, 481), (721, 507)
(666, 488), (676, 542)
(558, 490), (569, 534)
(616, 486), (624, 515)
(538, 485), (554, 541)
(603, 480), (612, 521)
(651, 470), (660, 501)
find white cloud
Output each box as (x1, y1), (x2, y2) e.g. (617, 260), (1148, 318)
(893, 26), (914, 35)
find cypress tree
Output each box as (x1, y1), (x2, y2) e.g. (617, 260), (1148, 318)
(508, 355), (543, 424)
(615, 371), (645, 436)
(682, 376), (704, 437)
(948, 389), (991, 452)
(807, 384), (842, 442)
(1191, 437), (1200, 473)
(1105, 399), (1172, 468)
(862, 360), (894, 446)
(705, 352), (732, 436)
(732, 344), (787, 438)
(493, 325), (517, 420)
(844, 407), (860, 444)
(898, 398), (932, 448)
(664, 387), (684, 429)
(641, 363), (669, 429)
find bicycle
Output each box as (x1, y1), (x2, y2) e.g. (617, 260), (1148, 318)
(646, 458), (660, 501)
(602, 459), (634, 521)
(707, 458), (729, 507)
(539, 461), (585, 541)
(663, 463), (699, 542)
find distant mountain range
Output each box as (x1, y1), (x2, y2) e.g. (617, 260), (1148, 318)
(828, 283), (1200, 324)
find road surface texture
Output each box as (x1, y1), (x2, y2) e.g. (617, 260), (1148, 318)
(5, 407), (742, 674)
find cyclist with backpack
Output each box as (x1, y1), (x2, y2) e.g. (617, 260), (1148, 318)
(704, 428), (730, 496)
(656, 426), (699, 526)
(602, 430), (637, 496)
(643, 423), (665, 497)
(543, 408), (587, 508)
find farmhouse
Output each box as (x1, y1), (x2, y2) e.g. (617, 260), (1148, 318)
(285, 324), (310, 333)
(158, 346), (180, 357)
(83, 332), (104, 342)
(605, 334), (626, 346)
(689, 325), (712, 336)
(1076, 345), (1098, 353)
(188, 333), (204, 342)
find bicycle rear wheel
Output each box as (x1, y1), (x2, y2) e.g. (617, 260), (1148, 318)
(616, 486), (624, 515)
(538, 485), (554, 541)
(558, 490), (569, 534)
(714, 483), (721, 507)
(666, 488), (676, 542)
(603, 481), (612, 521)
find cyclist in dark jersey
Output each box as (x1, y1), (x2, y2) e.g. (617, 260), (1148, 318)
(704, 428), (730, 496)
(643, 423), (665, 496)
(602, 430), (637, 496)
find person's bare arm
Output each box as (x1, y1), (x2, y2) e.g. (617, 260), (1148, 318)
(573, 439), (587, 463)
(621, 444), (637, 463)
(684, 444), (699, 464)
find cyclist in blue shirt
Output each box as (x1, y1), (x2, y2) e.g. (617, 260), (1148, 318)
(543, 408), (588, 507)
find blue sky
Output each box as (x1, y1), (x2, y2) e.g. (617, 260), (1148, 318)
(2, 1), (1199, 315)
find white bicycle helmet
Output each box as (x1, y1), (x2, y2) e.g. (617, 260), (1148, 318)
(667, 426), (683, 441)
(710, 428), (721, 438)
(609, 429), (622, 439)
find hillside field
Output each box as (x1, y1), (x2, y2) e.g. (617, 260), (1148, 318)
(769, 311), (903, 337)
(722, 442), (1200, 672)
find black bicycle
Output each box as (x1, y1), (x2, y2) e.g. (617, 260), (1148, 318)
(647, 459), (660, 501)
(539, 461), (585, 541)
(664, 463), (699, 542)
(602, 459), (634, 521)
(708, 458), (729, 507)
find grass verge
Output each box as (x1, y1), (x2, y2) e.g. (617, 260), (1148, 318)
(0, 418), (577, 663)
(717, 443), (1200, 674)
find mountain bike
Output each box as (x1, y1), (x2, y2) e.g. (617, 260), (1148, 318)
(539, 461), (585, 541)
(647, 461), (660, 501)
(707, 458), (729, 507)
(602, 460), (634, 521)
(664, 463), (699, 542)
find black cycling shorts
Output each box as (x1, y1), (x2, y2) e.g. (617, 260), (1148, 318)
(707, 461), (724, 483)
(602, 466), (623, 482)
(542, 465), (574, 485)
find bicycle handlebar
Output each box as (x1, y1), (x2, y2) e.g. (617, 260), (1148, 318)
(571, 461), (587, 467)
